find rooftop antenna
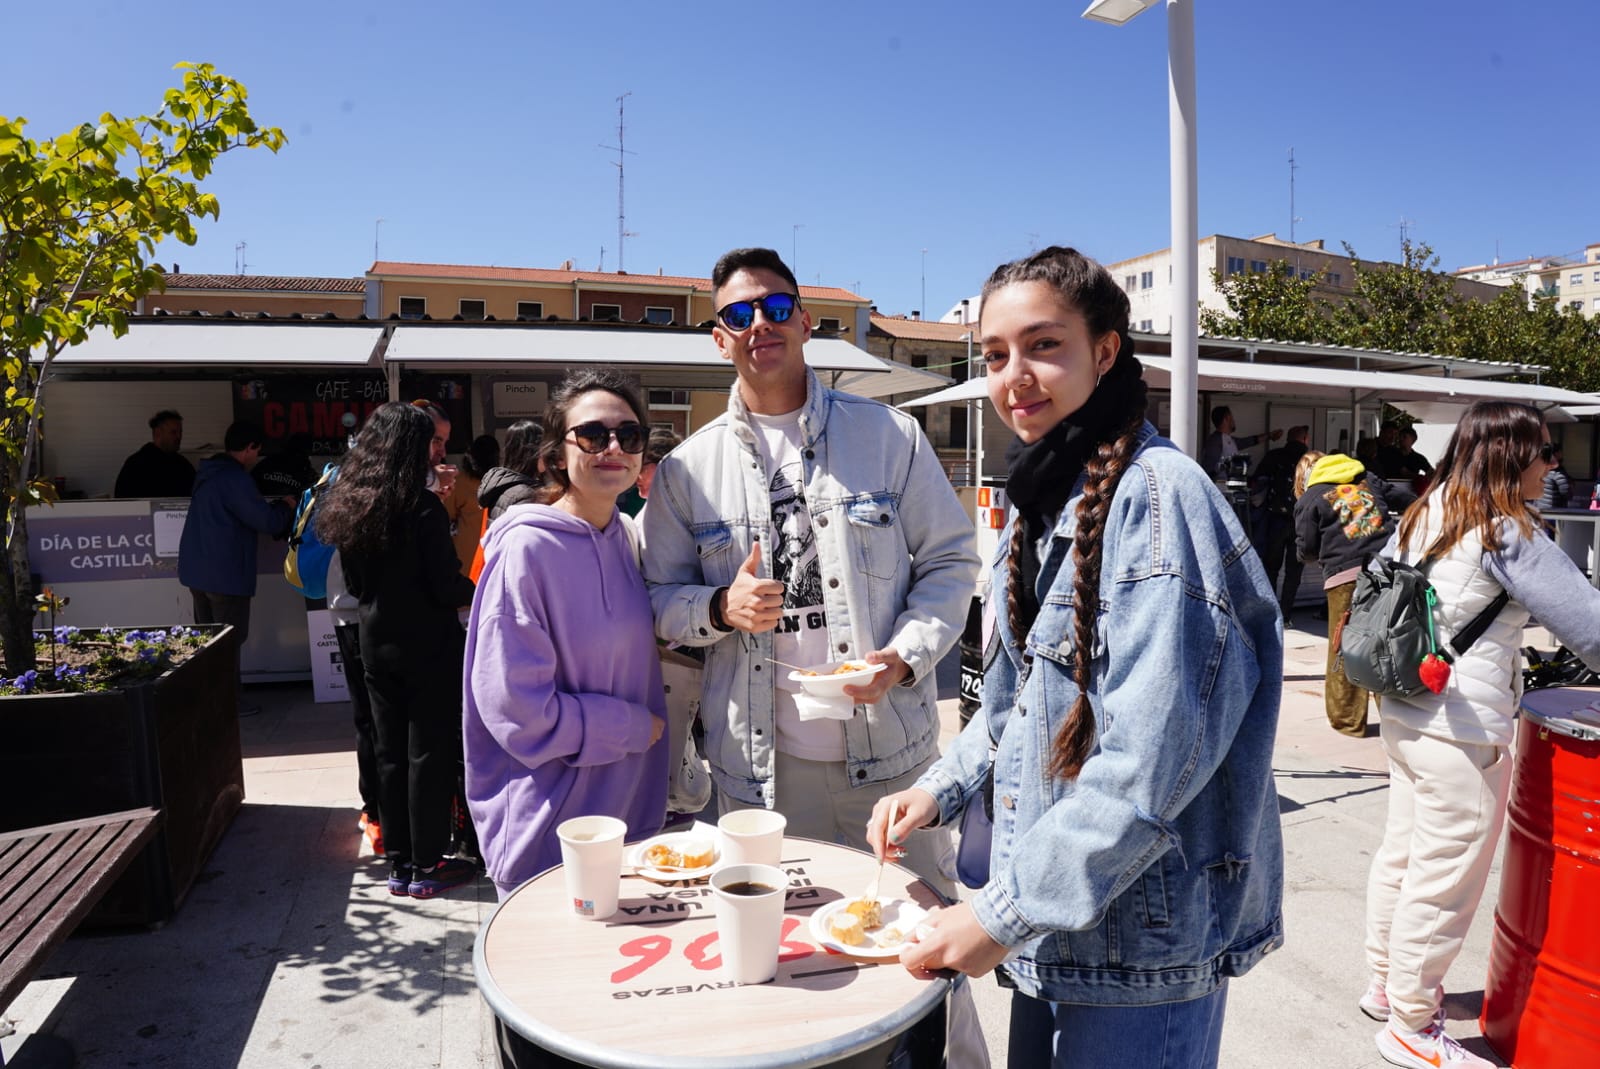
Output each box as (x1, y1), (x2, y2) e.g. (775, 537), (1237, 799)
(234, 241), (248, 275)
(374, 218), (384, 262)
(1288, 148), (1303, 244)
(600, 92), (638, 272)
(598, 245), (605, 272)
(1391, 215), (1417, 253)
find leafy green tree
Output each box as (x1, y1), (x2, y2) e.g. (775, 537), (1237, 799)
(1200, 259), (1329, 342)
(0, 63), (284, 672)
(1329, 239), (1460, 353)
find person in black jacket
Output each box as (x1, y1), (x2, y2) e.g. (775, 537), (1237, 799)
(476, 418), (543, 526)
(114, 409), (195, 498)
(1294, 453), (1417, 736)
(1251, 425), (1310, 624)
(317, 402), (477, 899)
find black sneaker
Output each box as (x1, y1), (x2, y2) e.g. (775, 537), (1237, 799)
(407, 858), (478, 899)
(386, 863), (413, 897)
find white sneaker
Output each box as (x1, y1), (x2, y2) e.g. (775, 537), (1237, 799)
(1377, 1021), (1495, 1068)
(1359, 977), (1391, 1020)
(1360, 977), (1446, 1025)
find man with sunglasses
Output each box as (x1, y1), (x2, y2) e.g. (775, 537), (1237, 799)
(641, 248), (987, 1066)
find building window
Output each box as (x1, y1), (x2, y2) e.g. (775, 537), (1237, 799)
(817, 317), (843, 331)
(398, 296), (426, 320)
(647, 389), (690, 406)
(1329, 272), (1342, 286)
(591, 303), (622, 322)
(644, 306), (674, 325)
(1571, 274), (1584, 287)
(1139, 319), (1153, 332)
(1300, 269), (1314, 280)
(948, 404), (968, 449)
(911, 353), (928, 369)
(459, 299), (486, 320)
(1226, 256), (1246, 275)
(1140, 270), (1154, 289)
(1250, 260), (1268, 274)
(516, 301), (543, 320)
(1124, 274), (1137, 291)
(1593, 270), (1600, 284)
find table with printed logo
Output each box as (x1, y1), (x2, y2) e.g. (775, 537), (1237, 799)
(473, 835), (955, 1069)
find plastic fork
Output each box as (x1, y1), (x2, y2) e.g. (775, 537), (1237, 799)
(864, 800), (900, 903)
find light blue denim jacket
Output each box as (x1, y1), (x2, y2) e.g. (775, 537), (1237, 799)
(915, 425), (1285, 1004)
(641, 368), (979, 807)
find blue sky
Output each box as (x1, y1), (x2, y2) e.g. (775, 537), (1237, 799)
(4, 1), (1595, 318)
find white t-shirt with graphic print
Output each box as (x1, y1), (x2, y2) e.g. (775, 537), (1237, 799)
(749, 409), (845, 762)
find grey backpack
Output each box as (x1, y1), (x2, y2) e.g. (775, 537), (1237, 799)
(1339, 558), (1508, 698)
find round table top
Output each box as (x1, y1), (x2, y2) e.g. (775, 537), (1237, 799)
(474, 834), (952, 1069)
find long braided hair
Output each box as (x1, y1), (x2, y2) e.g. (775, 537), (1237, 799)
(984, 247), (1148, 780)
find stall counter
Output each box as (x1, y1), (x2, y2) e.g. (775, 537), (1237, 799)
(25, 499), (311, 682)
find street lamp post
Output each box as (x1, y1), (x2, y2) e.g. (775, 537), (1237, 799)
(1082, 0), (1199, 458)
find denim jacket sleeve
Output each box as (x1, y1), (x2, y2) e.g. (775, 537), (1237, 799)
(969, 460), (1277, 945)
(639, 450), (724, 647)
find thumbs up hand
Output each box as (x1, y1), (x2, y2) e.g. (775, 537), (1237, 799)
(720, 540), (786, 633)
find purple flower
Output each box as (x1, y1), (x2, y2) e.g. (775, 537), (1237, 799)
(54, 664), (86, 683)
(53, 625), (81, 643)
(11, 670), (39, 694)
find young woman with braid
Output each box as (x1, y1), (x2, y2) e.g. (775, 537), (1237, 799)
(868, 247), (1286, 1068)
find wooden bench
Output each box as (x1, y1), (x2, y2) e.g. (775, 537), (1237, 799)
(0, 808), (161, 1025)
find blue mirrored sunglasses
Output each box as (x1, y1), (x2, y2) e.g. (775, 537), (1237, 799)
(716, 292), (799, 331)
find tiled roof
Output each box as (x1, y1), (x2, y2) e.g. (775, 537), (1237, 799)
(368, 261), (866, 303)
(161, 273), (365, 294)
(869, 315), (976, 342)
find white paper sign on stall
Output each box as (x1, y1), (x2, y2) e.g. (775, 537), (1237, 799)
(305, 609), (348, 703)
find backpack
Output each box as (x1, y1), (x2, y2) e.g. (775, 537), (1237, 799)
(284, 463), (338, 599)
(1339, 557), (1509, 698)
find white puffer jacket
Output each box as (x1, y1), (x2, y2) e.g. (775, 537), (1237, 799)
(1380, 511), (1529, 747)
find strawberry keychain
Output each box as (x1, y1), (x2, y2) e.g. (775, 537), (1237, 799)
(1417, 587), (1452, 694)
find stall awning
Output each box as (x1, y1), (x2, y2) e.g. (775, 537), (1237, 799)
(34, 322), (386, 367)
(382, 325), (947, 399)
(899, 356), (1595, 419)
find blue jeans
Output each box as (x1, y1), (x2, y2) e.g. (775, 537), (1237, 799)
(1008, 983), (1229, 1069)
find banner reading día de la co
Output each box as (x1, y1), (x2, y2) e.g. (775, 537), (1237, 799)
(31, 513), (175, 582)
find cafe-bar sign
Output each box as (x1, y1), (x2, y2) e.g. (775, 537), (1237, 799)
(233, 374), (471, 455)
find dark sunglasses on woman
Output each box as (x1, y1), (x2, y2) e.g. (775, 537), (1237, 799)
(715, 292), (799, 331)
(1538, 442), (1556, 463)
(567, 421), (647, 455)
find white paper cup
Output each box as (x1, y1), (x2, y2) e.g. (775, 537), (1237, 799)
(717, 809), (787, 867)
(556, 815), (627, 921)
(710, 863), (789, 984)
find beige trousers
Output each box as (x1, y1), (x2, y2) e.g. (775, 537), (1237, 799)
(1364, 717), (1511, 1031)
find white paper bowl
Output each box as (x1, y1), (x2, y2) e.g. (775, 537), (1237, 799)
(786, 660), (887, 698)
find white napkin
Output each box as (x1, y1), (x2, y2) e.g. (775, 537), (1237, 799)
(793, 692), (856, 721)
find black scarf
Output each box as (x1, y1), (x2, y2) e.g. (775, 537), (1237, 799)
(1003, 353), (1146, 636)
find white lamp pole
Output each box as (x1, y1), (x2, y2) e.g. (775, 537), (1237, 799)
(1083, 0), (1199, 457)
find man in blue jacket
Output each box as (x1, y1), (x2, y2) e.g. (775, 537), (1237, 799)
(178, 420), (294, 711)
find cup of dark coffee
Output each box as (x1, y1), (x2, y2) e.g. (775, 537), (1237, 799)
(709, 863), (788, 984)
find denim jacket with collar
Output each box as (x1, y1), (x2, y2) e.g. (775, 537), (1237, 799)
(640, 368), (979, 807)
(915, 424), (1285, 1004)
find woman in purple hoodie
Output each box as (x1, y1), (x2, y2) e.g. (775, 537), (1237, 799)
(464, 369), (668, 898)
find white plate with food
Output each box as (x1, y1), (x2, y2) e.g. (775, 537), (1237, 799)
(787, 660), (888, 698)
(626, 831), (719, 882)
(809, 897), (928, 959)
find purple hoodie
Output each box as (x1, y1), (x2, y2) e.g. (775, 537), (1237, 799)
(463, 503), (667, 890)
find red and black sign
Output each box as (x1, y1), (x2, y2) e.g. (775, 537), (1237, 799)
(231, 374), (471, 456)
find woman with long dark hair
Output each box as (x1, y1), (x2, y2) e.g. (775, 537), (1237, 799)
(318, 401), (477, 898)
(1361, 401), (1600, 1068)
(464, 368), (667, 898)
(868, 247), (1285, 1068)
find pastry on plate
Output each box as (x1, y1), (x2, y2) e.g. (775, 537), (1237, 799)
(844, 897), (883, 929)
(676, 839), (715, 869)
(829, 911), (866, 946)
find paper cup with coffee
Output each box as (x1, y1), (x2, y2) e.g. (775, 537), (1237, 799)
(709, 863), (789, 984)
(556, 815), (627, 921)
(717, 809), (787, 867)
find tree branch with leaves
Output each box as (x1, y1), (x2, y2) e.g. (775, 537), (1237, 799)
(0, 62), (284, 672)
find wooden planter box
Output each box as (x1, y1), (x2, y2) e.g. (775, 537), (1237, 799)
(0, 625), (243, 927)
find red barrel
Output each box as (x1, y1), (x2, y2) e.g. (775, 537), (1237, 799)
(1481, 686), (1600, 1067)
